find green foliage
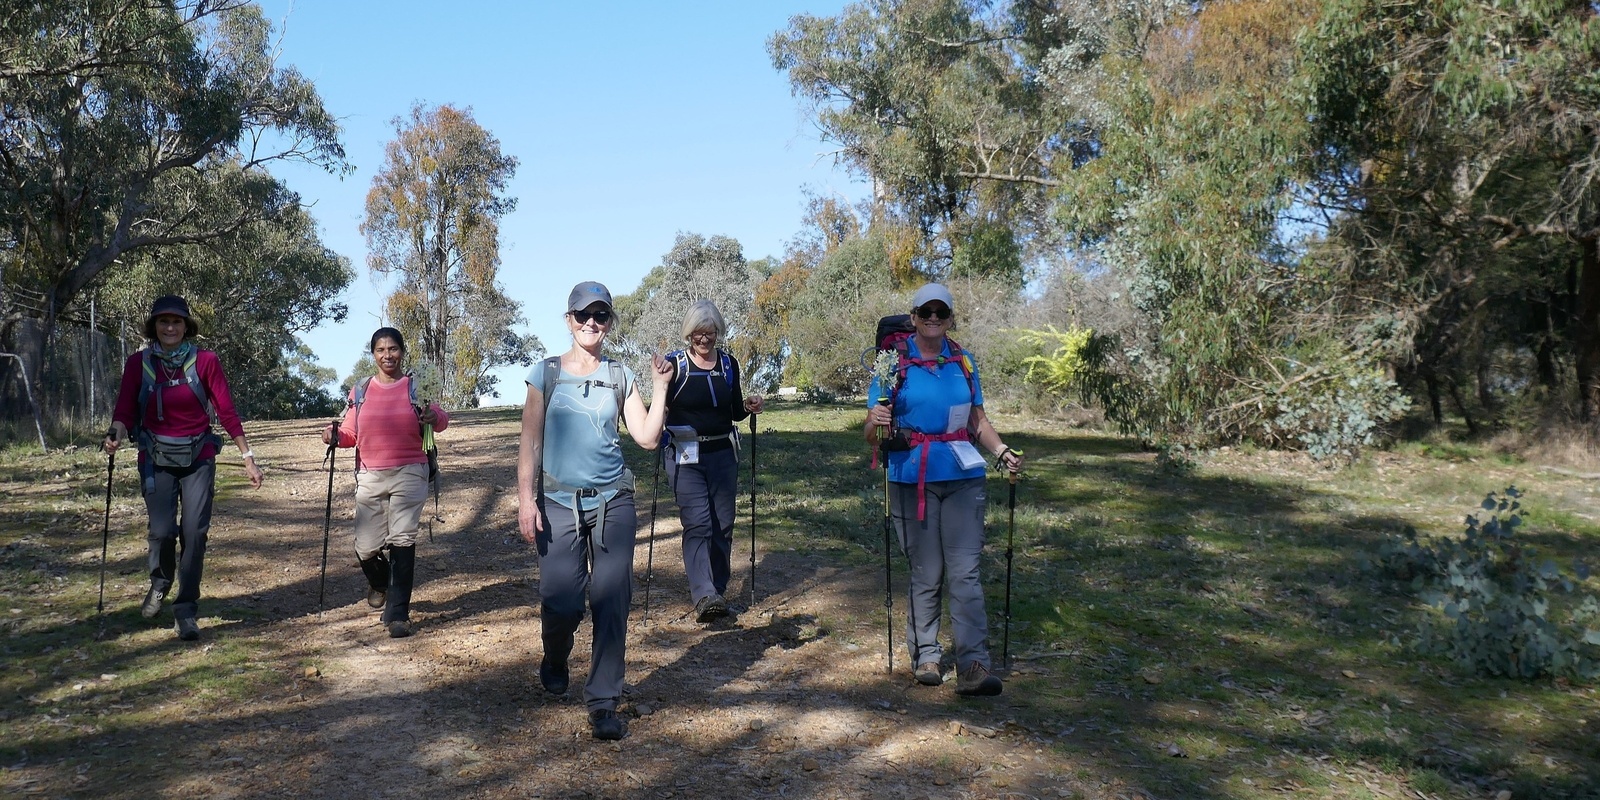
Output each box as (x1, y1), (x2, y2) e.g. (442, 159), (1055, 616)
(1018, 325), (1094, 394)
(1377, 488), (1600, 680)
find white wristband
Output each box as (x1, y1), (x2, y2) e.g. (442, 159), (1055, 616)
(241, 450), (255, 461)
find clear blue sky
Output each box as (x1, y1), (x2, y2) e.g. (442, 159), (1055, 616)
(256, 0), (861, 405)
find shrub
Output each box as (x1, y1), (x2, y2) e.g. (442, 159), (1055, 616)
(1376, 487), (1600, 680)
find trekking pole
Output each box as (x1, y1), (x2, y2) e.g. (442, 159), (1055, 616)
(748, 413), (757, 609)
(318, 431), (336, 614)
(876, 395), (894, 674)
(97, 433), (115, 614)
(644, 444), (660, 623)
(1003, 469), (1018, 671)
(882, 459), (894, 674)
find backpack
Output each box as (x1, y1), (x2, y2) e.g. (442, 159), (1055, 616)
(538, 355), (628, 419)
(137, 348), (211, 427)
(349, 374), (439, 485)
(666, 348), (736, 405)
(872, 314), (976, 410)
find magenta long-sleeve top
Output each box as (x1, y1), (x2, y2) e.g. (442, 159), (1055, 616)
(112, 348), (246, 462)
(332, 375), (449, 471)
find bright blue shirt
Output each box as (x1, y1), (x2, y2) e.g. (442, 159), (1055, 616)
(526, 359), (636, 511)
(866, 339), (986, 485)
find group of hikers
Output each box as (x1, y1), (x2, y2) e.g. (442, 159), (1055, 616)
(101, 280), (1024, 741)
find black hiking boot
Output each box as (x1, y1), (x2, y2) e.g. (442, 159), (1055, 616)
(540, 652), (570, 695)
(359, 554), (389, 609)
(382, 545), (415, 637)
(175, 617), (200, 641)
(954, 662), (1003, 697)
(589, 709), (626, 741)
(693, 593), (728, 623)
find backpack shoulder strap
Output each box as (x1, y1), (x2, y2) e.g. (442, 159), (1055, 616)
(668, 349), (690, 400)
(608, 359), (627, 413)
(183, 351), (208, 411)
(538, 356), (562, 413)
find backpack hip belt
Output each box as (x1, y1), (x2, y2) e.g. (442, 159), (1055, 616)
(902, 429), (972, 521)
(541, 469), (636, 551)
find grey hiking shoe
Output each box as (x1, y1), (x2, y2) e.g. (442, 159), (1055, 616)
(141, 585), (166, 619)
(175, 618), (199, 642)
(954, 662), (1002, 697)
(366, 587), (386, 609)
(914, 661), (943, 686)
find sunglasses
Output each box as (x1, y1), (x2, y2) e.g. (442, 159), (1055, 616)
(914, 305), (952, 320)
(571, 309), (612, 325)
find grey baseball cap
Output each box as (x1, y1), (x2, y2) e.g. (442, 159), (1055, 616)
(911, 283), (954, 311)
(567, 281), (613, 312)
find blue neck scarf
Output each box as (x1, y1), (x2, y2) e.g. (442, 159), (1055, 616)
(153, 341), (195, 370)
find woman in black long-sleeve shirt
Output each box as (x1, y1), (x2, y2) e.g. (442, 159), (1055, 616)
(662, 300), (763, 622)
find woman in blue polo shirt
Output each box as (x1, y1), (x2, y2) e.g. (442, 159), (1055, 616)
(865, 283), (1023, 696)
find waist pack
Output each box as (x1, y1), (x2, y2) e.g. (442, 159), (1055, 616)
(146, 433), (211, 469)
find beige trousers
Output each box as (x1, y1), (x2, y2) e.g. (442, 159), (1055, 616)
(353, 463), (429, 559)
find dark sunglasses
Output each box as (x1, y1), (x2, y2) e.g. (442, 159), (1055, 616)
(571, 309), (612, 325)
(914, 305), (952, 320)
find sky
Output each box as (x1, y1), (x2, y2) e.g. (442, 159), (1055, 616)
(254, 0), (862, 405)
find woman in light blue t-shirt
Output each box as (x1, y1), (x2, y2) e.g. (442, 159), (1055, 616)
(865, 283), (1024, 697)
(517, 281), (671, 741)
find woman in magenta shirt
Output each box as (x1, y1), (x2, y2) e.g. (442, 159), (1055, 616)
(322, 327), (448, 638)
(105, 295), (263, 641)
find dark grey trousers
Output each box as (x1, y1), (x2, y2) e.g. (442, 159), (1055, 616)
(536, 494), (637, 713)
(143, 459), (216, 621)
(890, 477), (991, 670)
(666, 445), (738, 604)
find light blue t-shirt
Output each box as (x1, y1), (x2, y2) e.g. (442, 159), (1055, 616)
(526, 358), (636, 511)
(866, 339), (986, 485)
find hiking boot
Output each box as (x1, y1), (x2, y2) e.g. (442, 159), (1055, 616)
(589, 709), (626, 741)
(174, 618), (200, 641)
(914, 661), (944, 686)
(954, 662), (1003, 697)
(694, 593), (728, 623)
(359, 554), (389, 609)
(387, 620), (412, 638)
(141, 585), (166, 619)
(540, 653), (570, 695)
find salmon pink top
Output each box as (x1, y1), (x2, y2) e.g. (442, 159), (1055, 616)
(333, 376), (449, 470)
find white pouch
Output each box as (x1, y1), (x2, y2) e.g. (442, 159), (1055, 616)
(667, 425), (700, 465)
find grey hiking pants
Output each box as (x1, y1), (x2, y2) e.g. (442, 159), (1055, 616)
(665, 445), (738, 604)
(536, 493), (637, 713)
(143, 459), (216, 621)
(890, 477), (992, 670)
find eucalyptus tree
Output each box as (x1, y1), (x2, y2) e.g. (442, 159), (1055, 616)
(361, 103), (538, 407)
(1304, 0), (1600, 426)
(610, 233), (761, 392)
(769, 0), (1076, 284)
(0, 0), (348, 395)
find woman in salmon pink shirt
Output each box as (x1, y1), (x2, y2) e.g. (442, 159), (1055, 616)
(104, 295), (263, 642)
(322, 327), (449, 638)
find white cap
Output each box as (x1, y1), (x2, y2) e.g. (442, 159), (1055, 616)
(911, 283), (954, 311)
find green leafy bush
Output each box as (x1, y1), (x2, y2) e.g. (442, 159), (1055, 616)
(1376, 487), (1600, 680)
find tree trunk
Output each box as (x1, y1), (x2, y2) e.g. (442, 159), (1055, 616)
(1577, 235), (1600, 423)
(1423, 370), (1443, 425)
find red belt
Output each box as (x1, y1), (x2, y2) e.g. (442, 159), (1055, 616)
(903, 430), (971, 520)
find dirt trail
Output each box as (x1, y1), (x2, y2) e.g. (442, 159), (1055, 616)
(12, 411), (1091, 800)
